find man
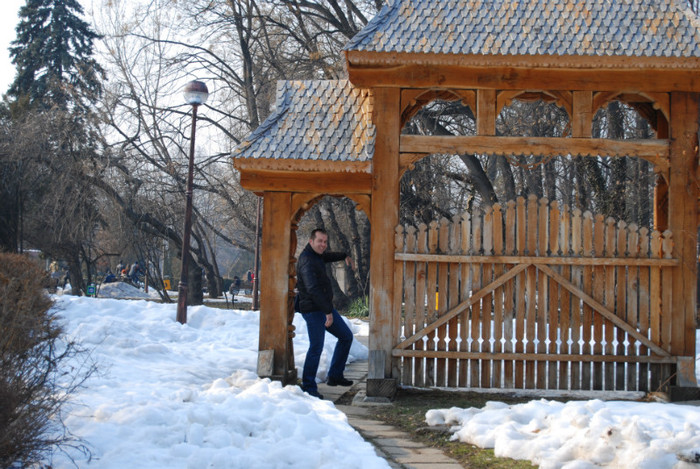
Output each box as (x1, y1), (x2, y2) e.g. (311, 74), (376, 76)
(296, 228), (354, 399)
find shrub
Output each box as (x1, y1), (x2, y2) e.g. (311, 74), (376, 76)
(346, 295), (370, 318)
(0, 253), (92, 467)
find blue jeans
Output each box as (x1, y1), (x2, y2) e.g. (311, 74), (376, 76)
(301, 309), (353, 392)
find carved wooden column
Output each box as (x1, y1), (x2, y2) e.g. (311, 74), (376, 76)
(368, 87), (401, 397)
(258, 191), (295, 383)
(667, 92), (699, 386)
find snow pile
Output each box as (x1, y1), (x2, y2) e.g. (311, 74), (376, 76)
(50, 297), (383, 469)
(426, 398), (700, 469)
(96, 281), (157, 299)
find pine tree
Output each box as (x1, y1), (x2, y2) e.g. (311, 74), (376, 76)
(8, 0), (104, 110)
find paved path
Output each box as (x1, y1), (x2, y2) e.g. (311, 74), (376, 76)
(315, 340), (463, 469)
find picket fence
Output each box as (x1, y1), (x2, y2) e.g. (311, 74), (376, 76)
(393, 195), (679, 391)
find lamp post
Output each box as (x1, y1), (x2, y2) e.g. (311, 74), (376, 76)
(176, 80), (209, 325)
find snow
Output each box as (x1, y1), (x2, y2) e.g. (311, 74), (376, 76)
(425, 329), (700, 469)
(46, 293), (700, 469)
(49, 296), (385, 469)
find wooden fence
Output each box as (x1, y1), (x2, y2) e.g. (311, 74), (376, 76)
(393, 195), (679, 392)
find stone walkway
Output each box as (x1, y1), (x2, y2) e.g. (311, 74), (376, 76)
(316, 350), (462, 469)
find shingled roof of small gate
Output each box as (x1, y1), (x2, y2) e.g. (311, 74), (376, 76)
(344, 0), (700, 61)
(233, 80), (375, 170)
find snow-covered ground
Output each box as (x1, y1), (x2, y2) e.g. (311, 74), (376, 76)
(426, 329), (700, 469)
(48, 291), (700, 469)
(49, 296), (385, 469)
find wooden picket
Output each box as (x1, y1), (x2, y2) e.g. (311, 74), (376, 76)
(393, 195), (679, 392)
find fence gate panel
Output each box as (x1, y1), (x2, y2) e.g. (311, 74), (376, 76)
(393, 195), (679, 392)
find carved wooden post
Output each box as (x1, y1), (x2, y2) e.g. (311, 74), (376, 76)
(368, 87), (401, 397)
(257, 191), (295, 383)
(667, 92), (699, 386)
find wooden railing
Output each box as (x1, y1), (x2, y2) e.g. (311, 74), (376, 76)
(393, 195), (678, 392)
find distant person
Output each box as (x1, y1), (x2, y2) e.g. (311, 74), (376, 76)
(229, 276), (241, 296)
(104, 269), (117, 283)
(295, 228), (355, 399)
(128, 262), (141, 284)
(246, 269), (253, 283)
(116, 260), (124, 274)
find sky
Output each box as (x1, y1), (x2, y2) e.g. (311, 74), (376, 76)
(44, 283), (700, 469)
(0, 0), (24, 94)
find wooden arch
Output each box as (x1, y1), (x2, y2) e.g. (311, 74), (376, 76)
(239, 2), (700, 397)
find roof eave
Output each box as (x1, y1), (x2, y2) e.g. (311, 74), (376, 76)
(346, 51), (700, 92)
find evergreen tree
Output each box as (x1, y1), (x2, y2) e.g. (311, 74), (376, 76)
(8, 0), (104, 111)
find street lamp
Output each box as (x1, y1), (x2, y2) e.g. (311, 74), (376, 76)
(176, 80), (209, 324)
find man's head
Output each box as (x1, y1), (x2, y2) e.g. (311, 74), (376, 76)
(309, 228), (328, 255)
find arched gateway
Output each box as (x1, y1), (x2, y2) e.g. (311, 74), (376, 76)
(233, 0), (700, 397)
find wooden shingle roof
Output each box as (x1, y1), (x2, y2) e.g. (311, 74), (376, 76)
(345, 0), (700, 65)
(233, 80), (375, 172)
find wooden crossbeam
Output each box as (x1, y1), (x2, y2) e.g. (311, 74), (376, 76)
(394, 253), (679, 267)
(392, 349), (683, 364)
(399, 135), (670, 170)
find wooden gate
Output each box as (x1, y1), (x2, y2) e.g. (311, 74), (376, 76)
(393, 195), (679, 392)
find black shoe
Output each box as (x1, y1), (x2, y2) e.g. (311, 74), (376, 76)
(303, 388), (324, 399)
(327, 376), (353, 387)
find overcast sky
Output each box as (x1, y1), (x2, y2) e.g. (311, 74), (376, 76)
(0, 0), (24, 94)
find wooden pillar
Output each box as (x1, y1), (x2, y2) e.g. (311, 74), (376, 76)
(258, 191), (295, 383)
(572, 91), (593, 138)
(667, 92), (699, 386)
(477, 89), (496, 136)
(368, 87), (401, 397)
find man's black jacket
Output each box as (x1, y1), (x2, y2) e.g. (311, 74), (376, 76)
(296, 243), (346, 314)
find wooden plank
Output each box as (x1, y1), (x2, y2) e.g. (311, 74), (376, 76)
(638, 227), (651, 391)
(402, 226), (417, 386)
(425, 221), (439, 387)
(393, 350), (682, 364)
(515, 197), (527, 388)
(537, 198), (548, 389)
(535, 264), (670, 357)
(369, 87), (401, 383)
(615, 221), (628, 390)
(481, 209), (494, 388)
(626, 224), (640, 391)
(492, 204), (504, 388)
(603, 217), (617, 391)
(560, 206), (573, 390)
(447, 215), (461, 387)
(393, 254), (678, 267)
(503, 201), (516, 388)
(525, 195), (538, 389)
(436, 218), (450, 386)
(414, 224), (428, 387)
(590, 213), (604, 390)
(459, 213), (472, 387)
(395, 226), (409, 386)
(573, 209), (588, 389)
(399, 135), (669, 163)
(470, 215), (483, 387)
(547, 201), (561, 389)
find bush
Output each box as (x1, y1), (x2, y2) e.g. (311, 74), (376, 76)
(346, 295), (369, 318)
(0, 253), (92, 467)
